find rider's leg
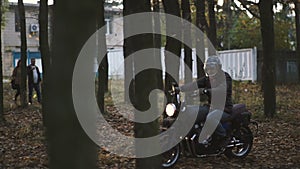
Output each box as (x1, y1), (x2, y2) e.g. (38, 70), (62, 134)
(214, 112), (231, 137)
(184, 105), (209, 124)
(197, 109), (224, 143)
(196, 105), (209, 123)
(210, 111), (231, 149)
(184, 105), (210, 143)
(201, 109), (224, 135)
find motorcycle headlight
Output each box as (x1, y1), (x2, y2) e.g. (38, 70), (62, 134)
(166, 104), (176, 117)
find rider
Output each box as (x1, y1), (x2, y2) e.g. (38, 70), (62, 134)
(179, 56), (233, 147)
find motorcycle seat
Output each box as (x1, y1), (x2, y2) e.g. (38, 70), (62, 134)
(222, 104), (247, 122)
(232, 104), (247, 114)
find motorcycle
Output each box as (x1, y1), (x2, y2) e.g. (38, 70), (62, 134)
(161, 84), (258, 168)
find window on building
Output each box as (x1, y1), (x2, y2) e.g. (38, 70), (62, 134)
(105, 18), (112, 35)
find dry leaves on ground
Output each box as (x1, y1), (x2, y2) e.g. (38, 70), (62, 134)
(1, 83), (300, 168)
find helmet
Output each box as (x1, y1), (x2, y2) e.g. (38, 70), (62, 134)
(204, 56), (222, 77)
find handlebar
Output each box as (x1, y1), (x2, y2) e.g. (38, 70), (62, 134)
(169, 83), (208, 98)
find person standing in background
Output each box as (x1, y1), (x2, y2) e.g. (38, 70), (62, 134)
(27, 58), (42, 104)
(11, 60), (22, 103)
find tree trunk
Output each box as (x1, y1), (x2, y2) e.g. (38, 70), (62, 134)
(207, 0), (217, 54)
(134, 37), (163, 169)
(223, 0), (232, 50)
(181, 0), (192, 81)
(294, 0), (300, 83)
(181, 0), (193, 103)
(18, 0), (27, 108)
(259, 1), (276, 118)
(123, 0), (135, 103)
(152, 0), (164, 90)
(97, 0), (108, 114)
(0, 0), (4, 122)
(39, 0), (50, 121)
(195, 0), (206, 78)
(123, 0), (162, 168)
(44, 1), (98, 168)
(162, 0), (181, 102)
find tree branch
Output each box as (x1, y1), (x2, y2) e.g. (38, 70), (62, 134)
(235, 0), (260, 19)
(246, 0), (259, 6)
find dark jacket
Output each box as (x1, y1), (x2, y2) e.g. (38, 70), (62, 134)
(12, 66), (21, 85)
(27, 65), (41, 84)
(180, 71), (233, 114)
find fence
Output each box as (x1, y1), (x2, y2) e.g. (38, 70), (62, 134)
(11, 48), (258, 82)
(218, 48), (257, 82)
(107, 47), (257, 82)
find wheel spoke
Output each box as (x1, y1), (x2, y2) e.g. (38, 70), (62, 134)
(162, 145), (180, 168)
(225, 126), (253, 158)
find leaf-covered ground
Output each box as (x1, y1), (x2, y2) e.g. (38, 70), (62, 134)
(0, 82), (300, 168)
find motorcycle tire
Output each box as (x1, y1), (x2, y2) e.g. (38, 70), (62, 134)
(224, 126), (253, 159)
(162, 144), (180, 168)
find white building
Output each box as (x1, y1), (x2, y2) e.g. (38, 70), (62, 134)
(2, 2), (42, 76)
(1, 2), (123, 76)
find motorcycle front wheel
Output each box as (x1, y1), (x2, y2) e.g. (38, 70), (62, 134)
(162, 144), (180, 168)
(224, 126), (253, 159)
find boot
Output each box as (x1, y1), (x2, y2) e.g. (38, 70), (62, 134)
(215, 135), (230, 151)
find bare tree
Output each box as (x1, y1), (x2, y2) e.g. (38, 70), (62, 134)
(181, 0), (193, 103)
(97, 0), (108, 114)
(123, 0), (162, 168)
(162, 0), (181, 102)
(39, 0), (50, 120)
(123, 0), (135, 103)
(18, 0), (27, 108)
(294, 0), (300, 82)
(223, 0), (233, 49)
(181, 0), (192, 81)
(44, 1), (99, 168)
(235, 0), (276, 117)
(152, 0), (164, 90)
(259, 1), (276, 117)
(195, 0), (206, 78)
(0, 0), (4, 122)
(207, 0), (217, 50)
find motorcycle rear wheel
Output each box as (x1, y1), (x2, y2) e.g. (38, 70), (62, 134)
(162, 144), (180, 168)
(224, 126), (253, 159)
